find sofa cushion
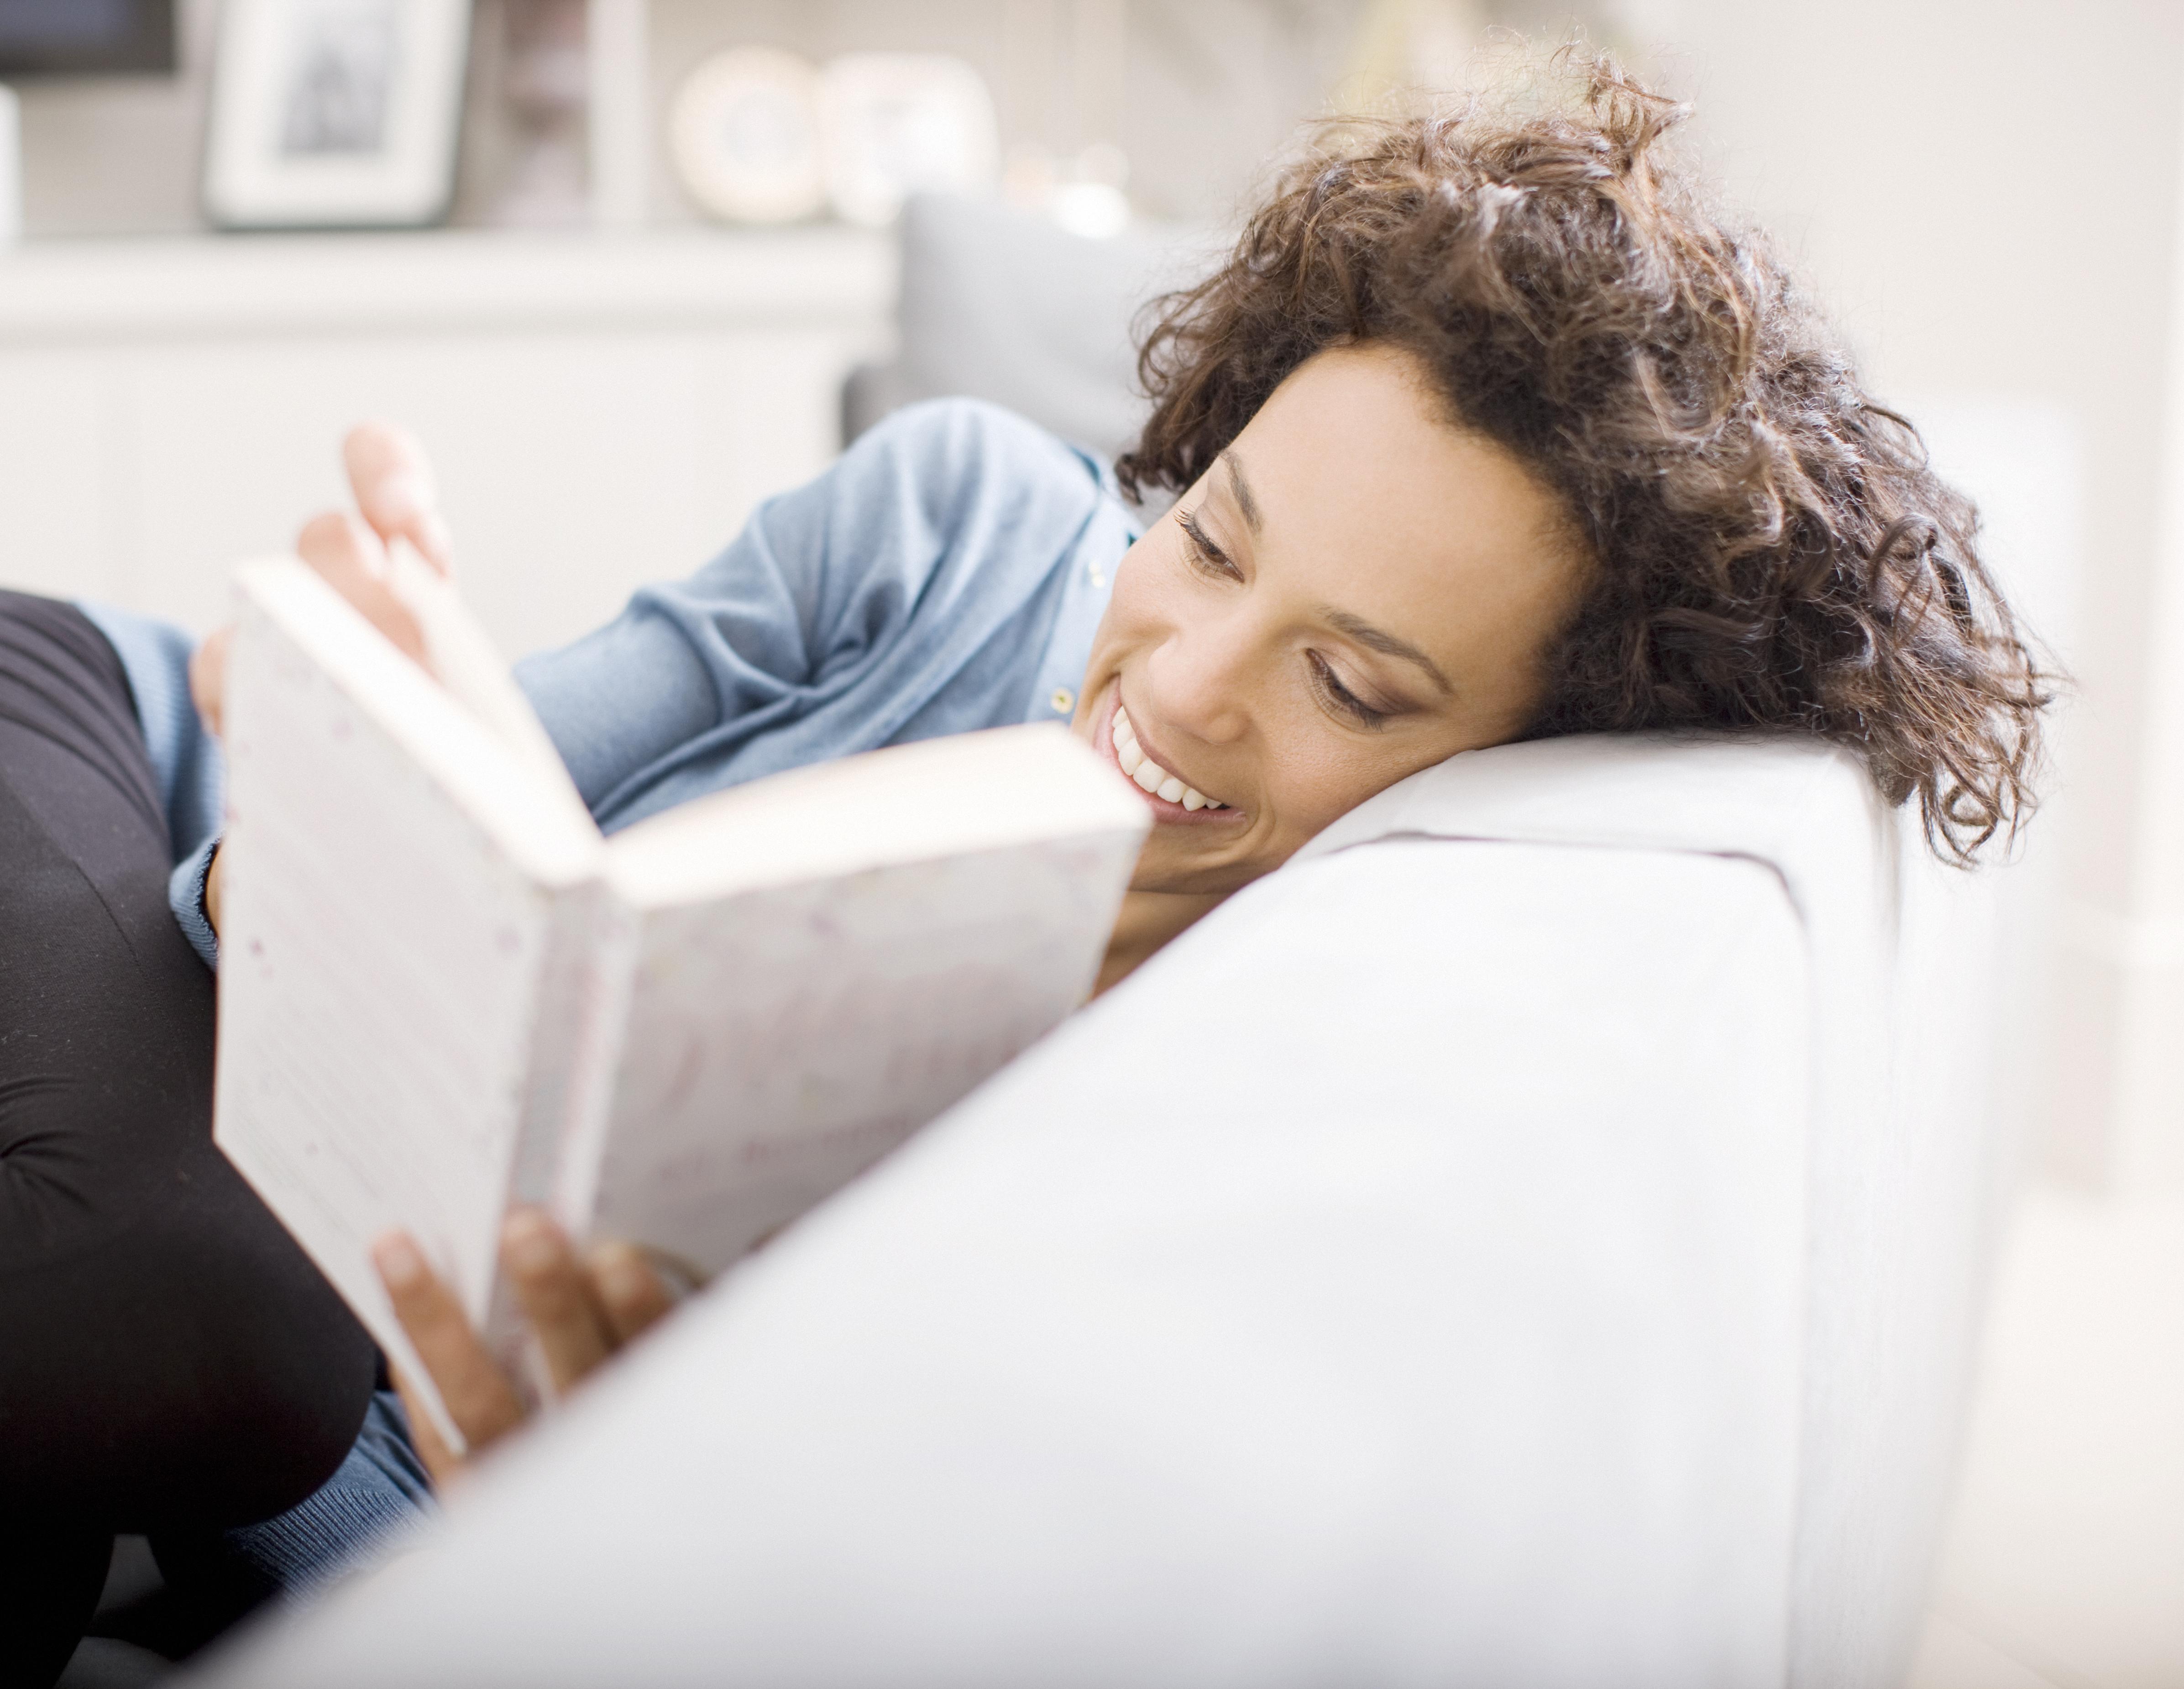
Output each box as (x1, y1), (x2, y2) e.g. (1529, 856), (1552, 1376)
(845, 193), (1218, 463)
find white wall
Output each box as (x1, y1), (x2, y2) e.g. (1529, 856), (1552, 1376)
(2116, 115), (2184, 1194)
(1656, 0), (2184, 1192)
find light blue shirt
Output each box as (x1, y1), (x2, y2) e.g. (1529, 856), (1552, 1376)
(82, 400), (1135, 969)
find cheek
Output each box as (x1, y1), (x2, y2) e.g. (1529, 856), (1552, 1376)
(1253, 716), (1418, 839)
(1101, 537), (1176, 641)
(1080, 561), (1185, 713)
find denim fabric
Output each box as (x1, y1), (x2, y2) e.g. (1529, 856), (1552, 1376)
(514, 397), (1129, 831)
(180, 1389), (435, 1600)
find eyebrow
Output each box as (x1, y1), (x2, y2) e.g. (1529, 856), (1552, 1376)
(1219, 450), (1262, 535)
(1322, 608), (1454, 696)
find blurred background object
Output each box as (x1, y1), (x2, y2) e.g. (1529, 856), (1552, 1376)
(816, 52), (997, 228)
(667, 45), (824, 222)
(665, 47), (1007, 231)
(0, 83), (18, 243)
(484, 0), (588, 226)
(201, 0), (472, 228)
(0, 5), (2180, 1686)
(0, 0), (176, 76)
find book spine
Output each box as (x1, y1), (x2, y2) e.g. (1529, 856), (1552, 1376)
(546, 893), (641, 1242)
(482, 877), (613, 1404)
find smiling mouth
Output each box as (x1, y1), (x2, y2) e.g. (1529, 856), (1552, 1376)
(1101, 690), (1245, 824)
(1116, 705), (1226, 809)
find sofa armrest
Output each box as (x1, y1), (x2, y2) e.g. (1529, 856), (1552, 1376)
(205, 834), (1813, 1688)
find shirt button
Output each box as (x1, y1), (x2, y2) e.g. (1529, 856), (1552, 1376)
(1087, 561), (1105, 589)
(1050, 687), (1076, 715)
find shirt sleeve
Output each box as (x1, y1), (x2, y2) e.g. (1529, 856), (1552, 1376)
(167, 837), (222, 970)
(73, 601), (226, 969)
(78, 399), (1117, 971)
(513, 398), (1114, 833)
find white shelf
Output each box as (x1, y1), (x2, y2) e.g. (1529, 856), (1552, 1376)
(0, 225), (896, 342)
(0, 221), (896, 654)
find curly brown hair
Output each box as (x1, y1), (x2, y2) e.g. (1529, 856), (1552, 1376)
(1117, 57), (2050, 860)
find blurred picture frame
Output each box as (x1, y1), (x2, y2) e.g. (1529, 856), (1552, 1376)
(202, 0), (470, 231)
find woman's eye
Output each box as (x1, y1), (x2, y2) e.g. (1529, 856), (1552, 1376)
(1177, 508), (1242, 581)
(1309, 652), (1392, 729)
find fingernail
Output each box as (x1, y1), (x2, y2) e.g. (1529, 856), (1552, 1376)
(503, 1210), (560, 1275)
(374, 471), (429, 519)
(373, 1233), (425, 1289)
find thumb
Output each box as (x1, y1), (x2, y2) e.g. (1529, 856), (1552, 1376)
(344, 422), (454, 576)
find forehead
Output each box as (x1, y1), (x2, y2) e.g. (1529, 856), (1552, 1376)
(1221, 345), (1583, 669)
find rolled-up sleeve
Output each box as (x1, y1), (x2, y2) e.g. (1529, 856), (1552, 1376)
(87, 398), (1132, 970)
(513, 399), (1123, 834)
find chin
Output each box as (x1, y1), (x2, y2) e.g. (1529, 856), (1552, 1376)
(1127, 842), (1275, 899)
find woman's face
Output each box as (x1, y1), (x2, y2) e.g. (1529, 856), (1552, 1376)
(1073, 342), (1589, 896)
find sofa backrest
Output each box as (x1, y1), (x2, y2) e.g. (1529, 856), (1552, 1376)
(843, 193), (1220, 463)
(199, 734), (2008, 1689)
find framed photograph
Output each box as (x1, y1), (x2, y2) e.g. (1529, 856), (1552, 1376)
(202, 0), (470, 231)
(0, 0), (175, 78)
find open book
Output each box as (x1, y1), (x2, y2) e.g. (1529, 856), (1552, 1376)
(211, 553), (1147, 1448)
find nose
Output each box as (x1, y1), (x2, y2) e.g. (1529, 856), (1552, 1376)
(1141, 604), (1255, 745)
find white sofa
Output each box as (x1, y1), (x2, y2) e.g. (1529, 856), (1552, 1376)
(196, 732), (2011, 1689)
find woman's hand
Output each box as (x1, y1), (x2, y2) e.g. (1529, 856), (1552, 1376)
(193, 422), (456, 934)
(370, 1208), (676, 1485)
(189, 421), (454, 739)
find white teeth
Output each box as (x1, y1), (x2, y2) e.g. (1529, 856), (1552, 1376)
(1113, 703), (1231, 811)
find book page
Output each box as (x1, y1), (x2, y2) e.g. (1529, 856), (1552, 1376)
(604, 724), (1146, 908)
(212, 562), (597, 1449)
(581, 829), (1143, 1277)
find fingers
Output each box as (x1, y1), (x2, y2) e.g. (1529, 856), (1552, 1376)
(585, 1241), (677, 1346)
(501, 1209), (613, 1396)
(372, 1230), (525, 1459)
(388, 1363), (467, 1490)
(344, 422), (452, 575)
(188, 624), (233, 737)
(297, 510), (429, 667)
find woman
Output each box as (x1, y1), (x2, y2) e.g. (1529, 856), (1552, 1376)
(0, 61), (2046, 1679)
